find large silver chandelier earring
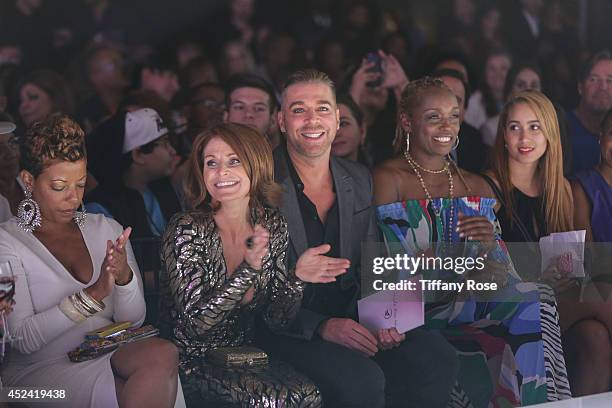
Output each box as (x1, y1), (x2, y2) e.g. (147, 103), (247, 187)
(17, 189), (42, 233)
(74, 202), (87, 228)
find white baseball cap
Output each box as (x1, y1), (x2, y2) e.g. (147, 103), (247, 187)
(0, 121), (16, 135)
(122, 108), (168, 153)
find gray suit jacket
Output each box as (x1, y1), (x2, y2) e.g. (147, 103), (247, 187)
(273, 146), (379, 340)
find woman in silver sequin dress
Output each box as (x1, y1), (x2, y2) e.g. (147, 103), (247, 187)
(161, 123), (349, 407)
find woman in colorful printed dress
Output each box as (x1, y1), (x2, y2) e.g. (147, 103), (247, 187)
(372, 77), (569, 407)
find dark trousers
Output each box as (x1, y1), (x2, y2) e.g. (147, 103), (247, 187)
(257, 328), (458, 408)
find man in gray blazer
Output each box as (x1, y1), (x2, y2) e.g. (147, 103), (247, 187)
(258, 69), (458, 408)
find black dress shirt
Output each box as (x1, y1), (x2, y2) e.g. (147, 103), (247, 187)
(284, 150), (354, 318)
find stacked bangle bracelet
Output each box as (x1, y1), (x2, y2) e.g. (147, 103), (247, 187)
(59, 290), (106, 323)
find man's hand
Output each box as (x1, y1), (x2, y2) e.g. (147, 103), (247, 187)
(296, 244), (350, 283)
(318, 318), (379, 356)
(376, 327), (405, 350)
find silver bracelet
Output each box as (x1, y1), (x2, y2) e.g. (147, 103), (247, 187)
(69, 293), (93, 318)
(58, 296), (87, 323)
(79, 290), (105, 312)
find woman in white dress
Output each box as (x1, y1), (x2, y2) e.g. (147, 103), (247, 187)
(0, 114), (183, 407)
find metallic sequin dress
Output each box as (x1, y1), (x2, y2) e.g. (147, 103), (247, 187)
(160, 207), (322, 407)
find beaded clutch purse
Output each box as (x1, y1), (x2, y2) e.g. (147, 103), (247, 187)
(206, 346), (268, 368)
(68, 324), (159, 362)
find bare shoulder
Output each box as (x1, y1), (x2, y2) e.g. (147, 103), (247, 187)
(570, 179), (589, 205)
(373, 157), (409, 205)
(460, 170), (495, 198)
(373, 157), (404, 181)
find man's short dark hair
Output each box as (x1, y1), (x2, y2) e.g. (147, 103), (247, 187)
(282, 69), (336, 99)
(133, 52), (177, 88)
(579, 49), (612, 84)
(429, 50), (472, 85)
(432, 68), (471, 107)
(225, 74), (278, 112)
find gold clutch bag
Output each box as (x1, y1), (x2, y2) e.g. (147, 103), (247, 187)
(206, 346), (268, 368)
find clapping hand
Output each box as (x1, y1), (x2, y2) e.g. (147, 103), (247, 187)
(105, 227), (133, 285)
(244, 225), (270, 270)
(87, 227), (133, 301)
(295, 244), (349, 283)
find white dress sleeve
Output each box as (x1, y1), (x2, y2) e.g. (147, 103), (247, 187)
(104, 218), (146, 327)
(0, 234), (76, 354)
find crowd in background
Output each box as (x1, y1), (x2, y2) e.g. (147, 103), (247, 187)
(0, 0), (608, 159)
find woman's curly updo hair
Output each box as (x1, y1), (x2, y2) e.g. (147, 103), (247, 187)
(393, 76), (453, 153)
(20, 114), (86, 177)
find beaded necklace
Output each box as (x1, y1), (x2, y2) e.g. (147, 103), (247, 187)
(403, 151), (455, 242)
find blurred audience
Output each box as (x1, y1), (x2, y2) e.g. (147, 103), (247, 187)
(85, 108), (180, 239)
(475, 2), (505, 58)
(438, 0), (477, 58)
(73, 44), (129, 133)
(348, 50), (409, 165)
(134, 53), (180, 103)
(177, 82), (226, 159)
(179, 56), (219, 89)
(218, 40), (256, 82)
(503, 0), (545, 61)
(224, 73), (279, 148)
(0, 112), (22, 217)
(566, 50), (612, 174)
(314, 37), (347, 86)
(330, 94), (370, 166)
(480, 62), (542, 146)
(0, 115), (18, 221)
(464, 48), (512, 129)
(12, 70), (75, 128)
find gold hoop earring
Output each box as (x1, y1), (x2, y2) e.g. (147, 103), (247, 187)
(405, 132), (410, 154)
